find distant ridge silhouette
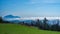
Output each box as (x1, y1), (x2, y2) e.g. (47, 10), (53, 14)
(4, 15), (20, 18)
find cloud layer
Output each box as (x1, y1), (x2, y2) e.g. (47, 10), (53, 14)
(28, 0), (60, 4)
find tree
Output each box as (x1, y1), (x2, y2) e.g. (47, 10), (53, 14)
(36, 19), (40, 27)
(0, 17), (3, 23)
(43, 17), (49, 30)
(36, 19), (43, 29)
(51, 19), (60, 31)
(56, 19), (59, 31)
(55, 19), (60, 31)
(31, 21), (34, 26)
(22, 21), (24, 24)
(0, 16), (10, 23)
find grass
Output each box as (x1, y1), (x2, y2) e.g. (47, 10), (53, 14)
(0, 23), (60, 34)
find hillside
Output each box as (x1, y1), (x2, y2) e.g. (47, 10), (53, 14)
(0, 24), (60, 34)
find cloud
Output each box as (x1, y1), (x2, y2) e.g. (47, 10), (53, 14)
(29, 0), (60, 4)
(42, 0), (60, 3)
(24, 0), (60, 7)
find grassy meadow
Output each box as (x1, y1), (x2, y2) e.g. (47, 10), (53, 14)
(0, 24), (60, 34)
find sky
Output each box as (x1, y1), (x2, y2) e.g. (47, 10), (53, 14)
(0, 0), (60, 17)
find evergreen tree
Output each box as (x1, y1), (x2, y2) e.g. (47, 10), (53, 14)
(0, 17), (3, 23)
(31, 21), (33, 26)
(43, 17), (49, 30)
(51, 19), (60, 31)
(36, 19), (43, 29)
(56, 19), (59, 31)
(36, 19), (40, 27)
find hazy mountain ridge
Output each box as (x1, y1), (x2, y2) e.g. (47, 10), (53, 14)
(3, 15), (60, 25)
(4, 15), (20, 18)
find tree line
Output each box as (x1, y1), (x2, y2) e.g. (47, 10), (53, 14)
(20, 17), (60, 31)
(36, 18), (60, 31)
(0, 17), (10, 23)
(0, 16), (60, 31)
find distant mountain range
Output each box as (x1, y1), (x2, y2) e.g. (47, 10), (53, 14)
(4, 15), (20, 18)
(3, 15), (60, 25)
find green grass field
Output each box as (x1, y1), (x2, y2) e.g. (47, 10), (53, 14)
(0, 24), (60, 34)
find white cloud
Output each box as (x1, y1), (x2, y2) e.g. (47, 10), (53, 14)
(29, 0), (60, 4)
(20, 17), (60, 20)
(43, 0), (60, 3)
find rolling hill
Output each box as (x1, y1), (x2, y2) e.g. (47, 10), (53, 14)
(0, 24), (60, 34)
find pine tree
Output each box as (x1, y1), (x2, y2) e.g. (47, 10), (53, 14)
(36, 19), (40, 27)
(43, 17), (49, 30)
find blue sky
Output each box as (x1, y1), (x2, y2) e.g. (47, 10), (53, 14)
(0, 0), (60, 17)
